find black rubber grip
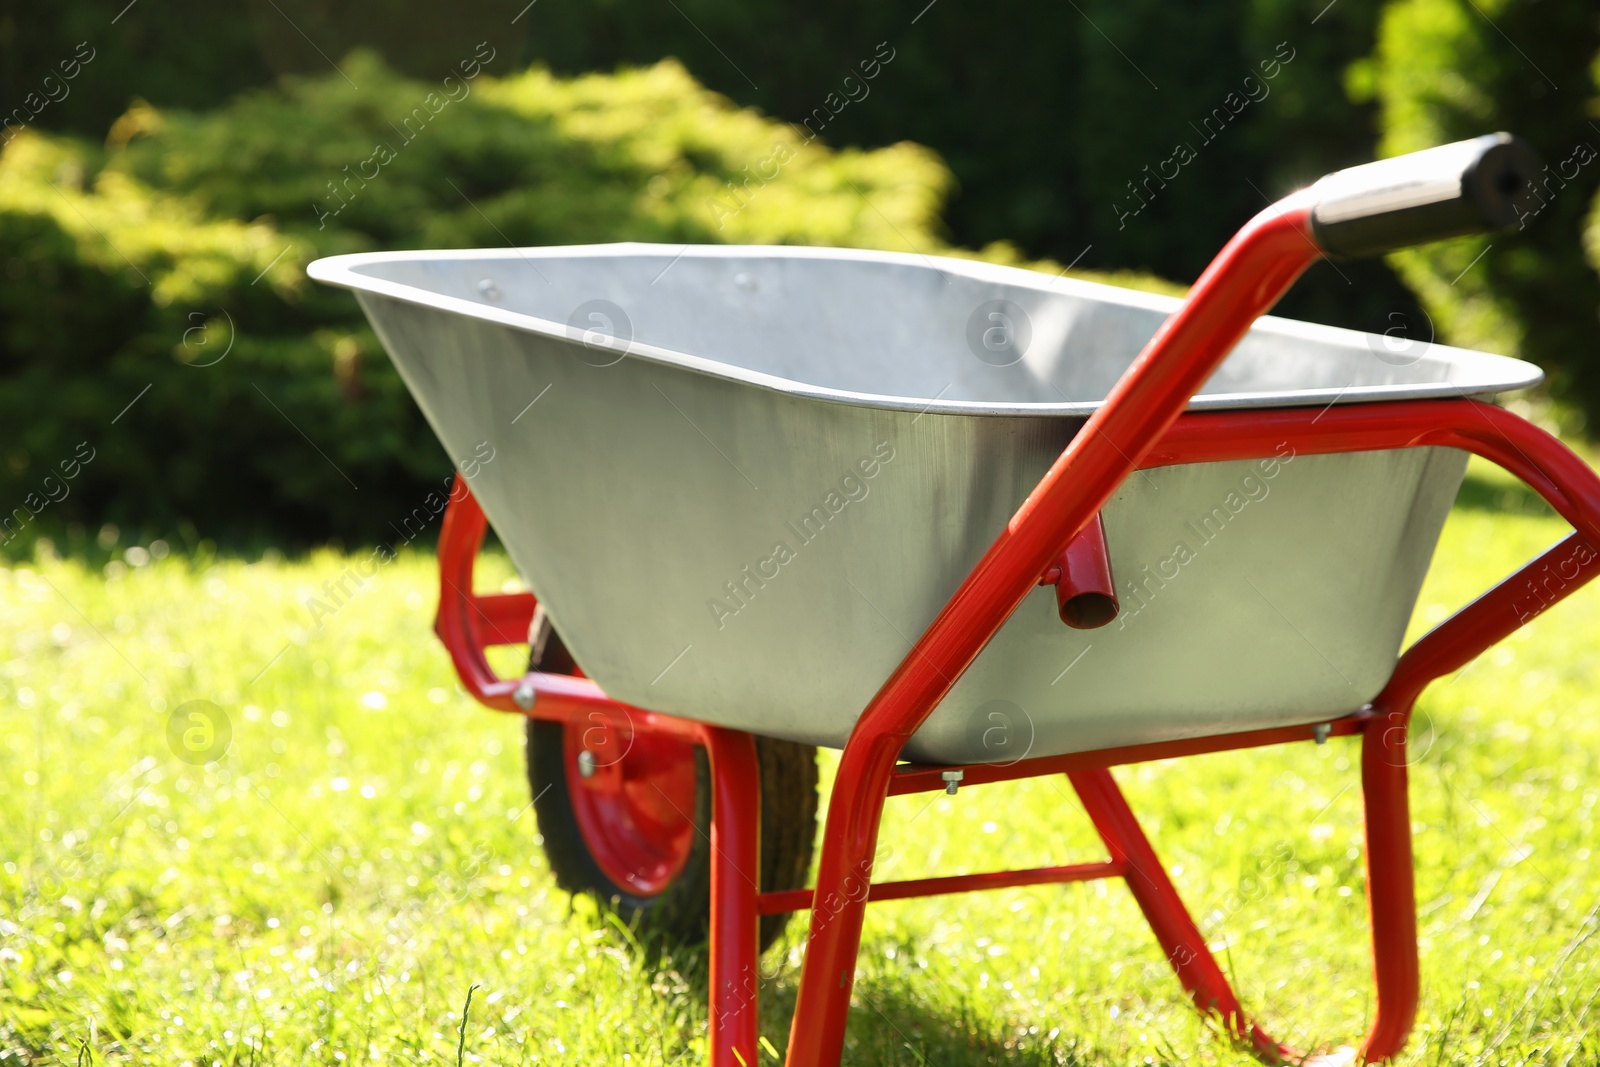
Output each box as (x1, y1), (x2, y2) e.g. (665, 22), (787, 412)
(1309, 133), (1540, 259)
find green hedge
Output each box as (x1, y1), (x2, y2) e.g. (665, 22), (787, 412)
(0, 53), (1170, 550)
(1355, 0), (1600, 427)
(8, 1), (1419, 330)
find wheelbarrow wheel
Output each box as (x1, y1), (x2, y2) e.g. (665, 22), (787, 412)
(523, 623), (817, 953)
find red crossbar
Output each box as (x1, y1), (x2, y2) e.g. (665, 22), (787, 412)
(888, 715), (1369, 795)
(756, 860), (1127, 916)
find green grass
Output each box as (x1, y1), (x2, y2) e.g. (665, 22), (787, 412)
(4, 457), (1600, 1065)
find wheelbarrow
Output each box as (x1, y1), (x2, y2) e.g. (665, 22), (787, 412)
(309, 133), (1600, 1064)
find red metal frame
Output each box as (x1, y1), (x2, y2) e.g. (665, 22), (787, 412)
(430, 193), (1600, 1065)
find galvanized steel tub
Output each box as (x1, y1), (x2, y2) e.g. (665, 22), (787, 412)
(308, 244), (1541, 764)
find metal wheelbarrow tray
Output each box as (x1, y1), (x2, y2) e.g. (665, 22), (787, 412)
(309, 246), (1532, 761)
(310, 134), (1600, 1065)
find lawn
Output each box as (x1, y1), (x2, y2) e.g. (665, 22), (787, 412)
(3, 456), (1599, 1066)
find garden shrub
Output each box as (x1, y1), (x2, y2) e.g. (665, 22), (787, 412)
(1354, 0), (1600, 427)
(0, 52), (1169, 549)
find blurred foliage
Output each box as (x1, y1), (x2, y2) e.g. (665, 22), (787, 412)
(5, 0), (1418, 330)
(0, 0), (523, 137)
(7, 1), (1600, 537)
(0, 53), (1167, 548)
(1356, 0), (1600, 429)
(510, 0), (1425, 333)
(108, 54), (953, 252)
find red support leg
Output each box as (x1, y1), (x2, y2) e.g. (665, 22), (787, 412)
(704, 728), (762, 1067)
(1359, 710), (1419, 1063)
(1069, 768), (1293, 1061)
(1072, 738), (1421, 1066)
(781, 731), (903, 1065)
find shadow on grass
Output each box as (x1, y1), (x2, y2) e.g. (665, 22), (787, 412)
(635, 929), (1088, 1065)
(754, 966), (1196, 1067)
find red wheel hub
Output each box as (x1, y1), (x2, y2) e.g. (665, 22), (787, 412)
(564, 712), (699, 896)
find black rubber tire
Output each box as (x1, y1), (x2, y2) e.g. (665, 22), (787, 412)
(524, 629), (818, 953)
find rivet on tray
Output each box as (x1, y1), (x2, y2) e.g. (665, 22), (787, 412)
(512, 680), (537, 710)
(1314, 723), (1331, 745)
(941, 769), (964, 795)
